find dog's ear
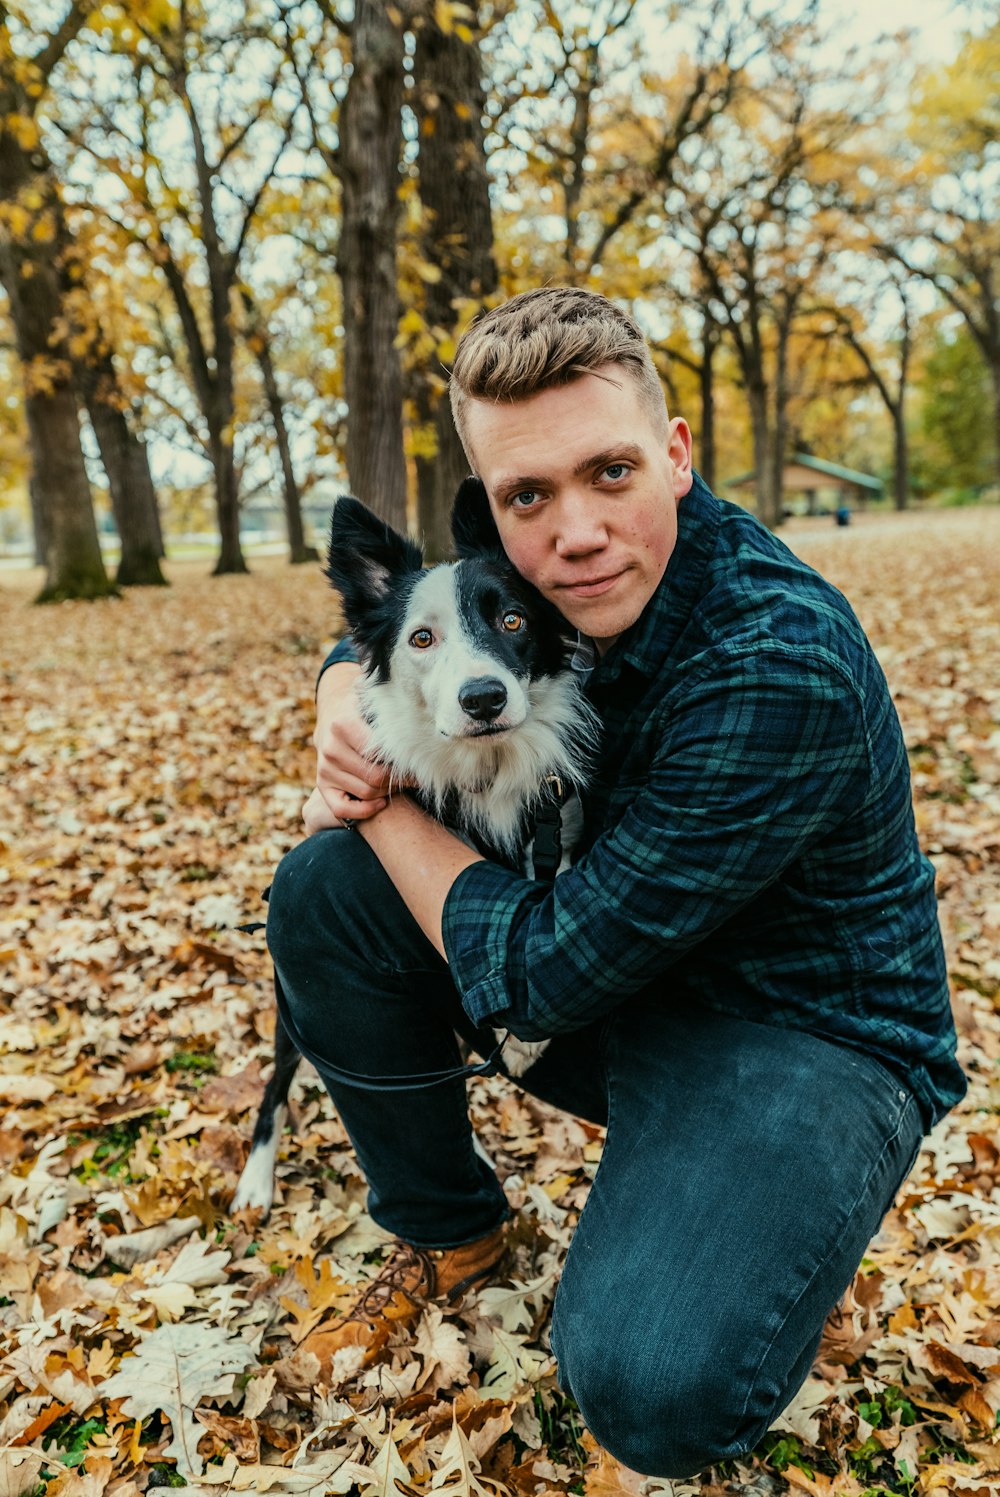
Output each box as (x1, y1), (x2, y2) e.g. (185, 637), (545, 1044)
(326, 496), (423, 629)
(451, 476), (504, 560)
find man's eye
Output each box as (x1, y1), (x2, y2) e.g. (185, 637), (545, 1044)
(501, 611), (525, 632)
(410, 628), (434, 649)
(603, 463), (629, 481)
(509, 490), (540, 509)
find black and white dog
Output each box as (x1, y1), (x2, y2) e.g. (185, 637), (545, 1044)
(232, 479), (597, 1215)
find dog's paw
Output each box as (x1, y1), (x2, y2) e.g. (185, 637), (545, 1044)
(499, 1035), (551, 1077)
(231, 1149), (275, 1219)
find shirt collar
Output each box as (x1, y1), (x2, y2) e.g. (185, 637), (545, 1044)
(589, 471), (721, 686)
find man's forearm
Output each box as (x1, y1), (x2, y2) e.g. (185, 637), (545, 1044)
(356, 794), (484, 959)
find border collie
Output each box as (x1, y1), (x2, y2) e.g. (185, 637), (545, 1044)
(232, 478), (597, 1216)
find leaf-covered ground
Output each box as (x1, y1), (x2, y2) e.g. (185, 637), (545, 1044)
(2, 506), (999, 1497)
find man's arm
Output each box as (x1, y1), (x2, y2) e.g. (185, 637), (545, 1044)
(305, 647), (482, 929)
(355, 796), (484, 958)
(439, 647), (873, 1039)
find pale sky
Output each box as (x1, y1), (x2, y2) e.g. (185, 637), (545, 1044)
(838, 0), (965, 57)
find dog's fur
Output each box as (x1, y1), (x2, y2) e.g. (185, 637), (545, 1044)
(232, 479), (597, 1217)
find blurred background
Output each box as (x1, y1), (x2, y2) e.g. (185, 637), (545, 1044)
(1, 0), (996, 600)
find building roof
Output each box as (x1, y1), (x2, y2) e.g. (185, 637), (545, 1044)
(726, 453), (883, 494)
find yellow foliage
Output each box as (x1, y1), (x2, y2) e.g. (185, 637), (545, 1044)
(405, 420), (439, 461)
(0, 203), (31, 240)
(24, 354), (71, 397)
(399, 308), (428, 337)
(4, 113), (40, 151)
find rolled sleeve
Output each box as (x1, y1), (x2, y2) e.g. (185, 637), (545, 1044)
(443, 645), (873, 1041)
(318, 634), (360, 689)
(442, 861), (539, 1028)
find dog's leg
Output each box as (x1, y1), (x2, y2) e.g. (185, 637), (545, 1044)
(232, 1006), (301, 1217)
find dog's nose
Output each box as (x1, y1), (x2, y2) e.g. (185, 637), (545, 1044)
(459, 677), (507, 721)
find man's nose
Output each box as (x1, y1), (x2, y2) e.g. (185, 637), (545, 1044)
(554, 491), (609, 556)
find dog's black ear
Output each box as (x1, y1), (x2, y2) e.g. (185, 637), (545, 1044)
(451, 476), (504, 560)
(326, 496), (423, 630)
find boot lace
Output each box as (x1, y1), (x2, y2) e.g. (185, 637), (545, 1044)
(347, 1243), (437, 1323)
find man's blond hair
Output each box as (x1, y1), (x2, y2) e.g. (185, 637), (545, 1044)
(449, 287), (668, 465)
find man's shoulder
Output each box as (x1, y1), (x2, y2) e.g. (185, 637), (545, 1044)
(694, 492), (869, 667)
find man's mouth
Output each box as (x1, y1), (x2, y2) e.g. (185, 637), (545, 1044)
(559, 570), (624, 599)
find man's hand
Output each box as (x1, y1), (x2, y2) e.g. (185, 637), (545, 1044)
(311, 661), (391, 828)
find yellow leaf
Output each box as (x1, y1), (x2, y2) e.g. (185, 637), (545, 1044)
(543, 1173), (574, 1200)
(888, 1300), (918, 1334)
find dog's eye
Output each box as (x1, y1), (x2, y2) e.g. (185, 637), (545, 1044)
(501, 611), (525, 633)
(409, 628), (434, 649)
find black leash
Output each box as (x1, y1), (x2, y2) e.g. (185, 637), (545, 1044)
(236, 778), (572, 1092)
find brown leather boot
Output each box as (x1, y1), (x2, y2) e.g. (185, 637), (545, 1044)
(300, 1223), (508, 1377)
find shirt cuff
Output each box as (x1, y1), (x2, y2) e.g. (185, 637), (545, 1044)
(442, 859), (533, 1027)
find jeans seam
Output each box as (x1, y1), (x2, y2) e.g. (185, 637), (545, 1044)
(734, 1091), (919, 1441)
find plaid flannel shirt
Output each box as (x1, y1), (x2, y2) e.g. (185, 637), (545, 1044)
(324, 476), (965, 1127)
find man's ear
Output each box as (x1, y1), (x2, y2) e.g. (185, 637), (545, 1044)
(326, 496), (423, 630)
(451, 476), (505, 559)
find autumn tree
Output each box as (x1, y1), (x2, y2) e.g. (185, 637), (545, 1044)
(287, 0), (408, 531)
(0, 0), (115, 601)
(812, 263), (915, 510)
(241, 286), (317, 564)
(655, 10), (888, 527)
(915, 323), (997, 493)
(63, 0), (299, 574)
(404, 0), (497, 559)
(880, 14), (1000, 491)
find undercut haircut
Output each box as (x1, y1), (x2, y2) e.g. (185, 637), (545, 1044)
(449, 287), (669, 465)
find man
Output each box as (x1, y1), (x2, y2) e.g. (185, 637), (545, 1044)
(267, 288), (965, 1477)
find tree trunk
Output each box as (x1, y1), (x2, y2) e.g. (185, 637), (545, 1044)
(892, 403), (909, 511)
(770, 316), (791, 529)
(991, 356), (1000, 496)
(208, 401), (246, 576)
(28, 473), (47, 567)
(410, 2), (498, 558)
(27, 381), (113, 602)
(0, 156), (113, 600)
(747, 383), (779, 530)
(698, 314), (718, 493)
(78, 350), (168, 586)
(338, 0), (408, 531)
(249, 315), (317, 564)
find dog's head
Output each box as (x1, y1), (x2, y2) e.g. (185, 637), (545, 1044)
(326, 485), (574, 744)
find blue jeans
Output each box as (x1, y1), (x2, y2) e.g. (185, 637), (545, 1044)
(267, 829), (925, 1478)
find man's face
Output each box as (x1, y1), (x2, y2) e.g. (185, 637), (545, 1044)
(463, 366), (694, 654)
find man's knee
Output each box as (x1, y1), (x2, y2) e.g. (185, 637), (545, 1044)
(267, 829), (373, 968)
(556, 1331), (786, 1478)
